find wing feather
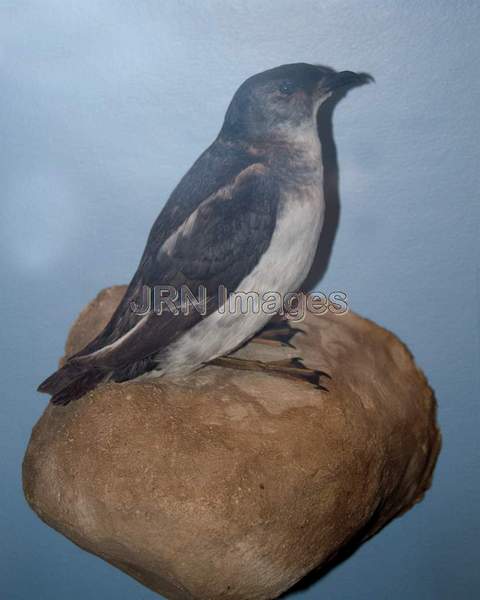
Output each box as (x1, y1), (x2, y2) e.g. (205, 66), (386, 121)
(38, 145), (279, 402)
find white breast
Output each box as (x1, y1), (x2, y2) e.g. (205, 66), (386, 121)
(152, 177), (325, 377)
(247, 184), (325, 295)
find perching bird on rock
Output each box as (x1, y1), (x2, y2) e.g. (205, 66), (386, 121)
(38, 63), (371, 405)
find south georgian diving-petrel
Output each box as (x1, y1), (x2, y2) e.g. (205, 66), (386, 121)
(38, 63), (371, 405)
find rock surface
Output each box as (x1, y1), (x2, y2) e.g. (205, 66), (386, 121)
(24, 287), (440, 600)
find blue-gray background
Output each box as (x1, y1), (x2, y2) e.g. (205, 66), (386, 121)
(1, 1), (479, 598)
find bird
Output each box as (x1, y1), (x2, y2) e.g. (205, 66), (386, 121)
(38, 63), (371, 405)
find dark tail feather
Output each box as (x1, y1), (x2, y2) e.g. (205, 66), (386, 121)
(50, 369), (105, 406)
(37, 362), (87, 395)
(38, 361), (105, 405)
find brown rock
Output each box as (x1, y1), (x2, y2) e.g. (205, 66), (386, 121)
(23, 287), (440, 600)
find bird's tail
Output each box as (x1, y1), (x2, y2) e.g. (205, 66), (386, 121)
(37, 361), (105, 406)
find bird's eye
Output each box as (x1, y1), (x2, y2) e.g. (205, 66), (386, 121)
(278, 80), (296, 95)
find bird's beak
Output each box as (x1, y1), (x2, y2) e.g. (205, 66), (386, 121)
(322, 70), (374, 93)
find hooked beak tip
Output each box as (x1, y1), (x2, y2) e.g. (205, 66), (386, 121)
(326, 70), (374, 92)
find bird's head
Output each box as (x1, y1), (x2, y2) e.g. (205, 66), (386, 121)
(220, 63), (372, 143)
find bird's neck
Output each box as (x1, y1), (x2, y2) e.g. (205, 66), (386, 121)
(278, 124), (322, 160)
(266, 125), (323, 178)
(233, 124), (321, 160)
(219, 124), (323, 178)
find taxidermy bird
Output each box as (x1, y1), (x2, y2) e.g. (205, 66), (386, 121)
(38, 63), (370, 405)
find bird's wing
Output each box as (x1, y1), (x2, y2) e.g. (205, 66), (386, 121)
(69, 140), (261, 357)
(40, 157), (278, 395)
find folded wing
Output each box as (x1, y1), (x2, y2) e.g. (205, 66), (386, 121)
(38, 154), (278, 404)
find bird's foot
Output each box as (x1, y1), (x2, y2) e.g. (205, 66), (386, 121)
(210, 355), (330, 391)
(252, 317), (304, 348)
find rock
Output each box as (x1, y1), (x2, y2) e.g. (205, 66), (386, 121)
(23, 287), (440, 600)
